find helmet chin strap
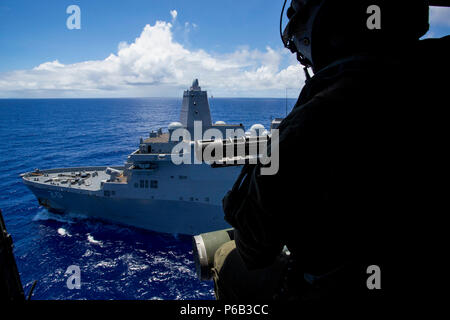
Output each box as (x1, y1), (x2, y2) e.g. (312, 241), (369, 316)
(296, 53), (312, 81)
(304, 66), (312, 81)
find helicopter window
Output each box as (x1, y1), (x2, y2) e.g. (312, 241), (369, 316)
(150, 180), (158, 189)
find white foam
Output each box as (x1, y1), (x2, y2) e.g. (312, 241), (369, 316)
(82, 249), (93, 257)
(57, 228), (71, 237)
(33, 209), (70, 223)
(129, 264), (149, 272)
(95, 260), (117, 268)
(32, 208), (88, 224)
(87, 233), (103, 246)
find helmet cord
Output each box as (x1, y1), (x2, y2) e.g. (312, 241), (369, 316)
(280, 0), (288, 43)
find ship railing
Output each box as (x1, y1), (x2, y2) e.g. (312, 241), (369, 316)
(21, 166), (124, 177)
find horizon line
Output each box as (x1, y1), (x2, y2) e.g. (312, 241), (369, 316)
(0, 96), (299, 100)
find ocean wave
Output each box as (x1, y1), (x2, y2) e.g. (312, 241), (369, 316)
(87, 233), (103, 246)
(0, 97), (287, 300)
(32, 209), (88, 224)
(57, 227), (71, 237)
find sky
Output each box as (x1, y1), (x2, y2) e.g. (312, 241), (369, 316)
(0, 0), (448, 98)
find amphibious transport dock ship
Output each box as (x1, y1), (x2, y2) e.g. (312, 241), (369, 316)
(22, 80), (277, 235)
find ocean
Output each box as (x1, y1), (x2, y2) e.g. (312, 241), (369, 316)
(0, 97), (295, 300)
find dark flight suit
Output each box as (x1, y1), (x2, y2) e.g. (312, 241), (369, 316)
(213, 36), (449, 301)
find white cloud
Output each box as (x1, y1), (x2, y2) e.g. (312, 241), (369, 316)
(170, 10), (178, 21)
(0, 18), (304, 98)
(430, 6), (450, 27)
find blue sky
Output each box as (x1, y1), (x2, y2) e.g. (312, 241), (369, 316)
(0, 0), (286, 72)
(0, 1), (448, 98)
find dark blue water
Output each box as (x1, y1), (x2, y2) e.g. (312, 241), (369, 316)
(0, 97), (295, 300)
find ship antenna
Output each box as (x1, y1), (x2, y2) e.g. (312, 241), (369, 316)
(285, 88), (288, 117)
(209, 91), (213, 110)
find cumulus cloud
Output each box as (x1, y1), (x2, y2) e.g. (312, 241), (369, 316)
(0, 17), (304, 98)
(430, 6), (450, 27)
(170, 10), (178, 21)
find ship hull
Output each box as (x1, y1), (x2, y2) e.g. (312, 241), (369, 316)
(24, 181), (230, 235)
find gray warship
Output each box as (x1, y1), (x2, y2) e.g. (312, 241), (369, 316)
(22, 80), (279, 235)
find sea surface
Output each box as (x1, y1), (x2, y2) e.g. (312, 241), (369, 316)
(0, 97), (295, 300)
